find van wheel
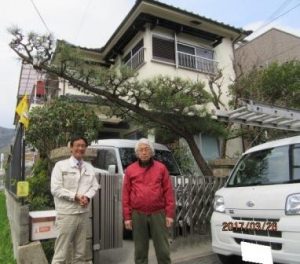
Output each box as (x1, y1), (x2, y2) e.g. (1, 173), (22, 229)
(217, 254), (238, 264)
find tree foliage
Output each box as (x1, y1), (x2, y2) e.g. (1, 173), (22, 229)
(9, 29), (229, 175)
(26, 98), (101, 158)
(229, 61), (300, 145)
(230, 61), (300, 108)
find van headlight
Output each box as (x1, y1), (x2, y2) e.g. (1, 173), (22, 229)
(286, 193), (300, 215)
(213, 195), (225, 213)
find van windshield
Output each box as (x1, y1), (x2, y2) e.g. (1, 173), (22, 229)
(227, 144), (300, 187)
(119, 148), (181, 176)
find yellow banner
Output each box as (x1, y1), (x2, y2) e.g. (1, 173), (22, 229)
(15, 95), (29, 129)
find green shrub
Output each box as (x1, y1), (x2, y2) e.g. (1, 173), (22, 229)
(26, 159), (54, 211)
(41, 239), (55, 263)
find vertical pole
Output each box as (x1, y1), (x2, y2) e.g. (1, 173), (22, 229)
(21, 124), (25, 205)
(21, 124), (25, 182)
(0, 153), (4, 171)
(174, 32), (178, 69)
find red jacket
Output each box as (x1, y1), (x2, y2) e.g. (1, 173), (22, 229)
(122, 160), (175, 220)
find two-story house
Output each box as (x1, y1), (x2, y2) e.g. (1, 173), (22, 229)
(17, 0), (251, 162)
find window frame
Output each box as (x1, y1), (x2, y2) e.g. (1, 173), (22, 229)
(152, 34), (216, 74)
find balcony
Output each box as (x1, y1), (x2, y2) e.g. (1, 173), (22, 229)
(177, 51), (218, 75)
(125, 47), (145, 70)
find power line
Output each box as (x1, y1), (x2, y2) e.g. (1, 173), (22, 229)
(243, 0), (300, 62)
(252, 1), (300, 35)
(29, 0), (51, 34)
(265, 0), (293, 22)
(74, 0), (93, 43)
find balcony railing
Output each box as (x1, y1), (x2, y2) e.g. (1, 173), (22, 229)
(125, 47), (145, 70)
(177, 51), (218, 74)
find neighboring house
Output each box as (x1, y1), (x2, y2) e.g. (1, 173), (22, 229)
(14, 62), (57, 112)
(16, 0), (252, 161)
(235, 28), (300, 75)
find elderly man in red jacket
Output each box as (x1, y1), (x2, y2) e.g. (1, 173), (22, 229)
(122, 138), (175, 264)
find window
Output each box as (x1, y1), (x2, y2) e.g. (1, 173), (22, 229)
(152, 35), (216, 74)
(227, 144), (300, 187)
(132, 39), (143, 54)
(177, 43), (196, 68)
(92, 149), (118, 172)
(152, 36), (175, 63)
(196, 47), (213, 60)
(201, 134), (220, 161)
(292, 144), (300, 180)
(177, 43), (215, 73)
(123, 39), (144, 69)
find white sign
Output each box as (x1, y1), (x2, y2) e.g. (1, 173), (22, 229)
(241, 241), (273, 264)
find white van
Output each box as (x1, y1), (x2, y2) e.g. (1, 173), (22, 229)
(211, 135), (300, 264)
(89, 139), (181, 176)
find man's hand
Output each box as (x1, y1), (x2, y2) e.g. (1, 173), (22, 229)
(124, 220), (132, 230)
(75, 194), (82, 203)
(75, 194), (89, 207)
(166, 217), (174, 228)
(80, 196), (89, 207)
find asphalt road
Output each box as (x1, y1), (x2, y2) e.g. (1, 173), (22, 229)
(176, 254), (222, 264)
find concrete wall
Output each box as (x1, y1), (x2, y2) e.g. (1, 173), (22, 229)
(0, 169), (4, 190)
(5, 190), (30, 254)
(209, 158), (237, 177)
(5, 190), (30, 262)
(6, 191), (48, 263)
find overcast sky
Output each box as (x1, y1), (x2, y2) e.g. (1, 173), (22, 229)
(1, 0), (300, 129)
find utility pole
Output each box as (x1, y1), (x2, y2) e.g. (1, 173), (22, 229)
(0, 153), (4, 171)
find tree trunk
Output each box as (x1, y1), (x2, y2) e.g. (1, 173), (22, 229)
(220, 139), (227, 158)
(184, 134), (213, 176)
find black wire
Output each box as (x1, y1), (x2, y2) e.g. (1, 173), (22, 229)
(29, 0), (51, 34)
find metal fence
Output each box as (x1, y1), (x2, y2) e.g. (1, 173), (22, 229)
(5, 125), (23, 195)
(177, 52), (218, 75)
(92, 173), (123, 263)
(172, 175), (227, 238)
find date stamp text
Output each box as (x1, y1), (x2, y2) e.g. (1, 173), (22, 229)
(222, 221), (278, 231)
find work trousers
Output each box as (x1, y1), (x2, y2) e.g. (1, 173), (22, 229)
(52, 213), (88, 264)
(132, 210), (171, 264)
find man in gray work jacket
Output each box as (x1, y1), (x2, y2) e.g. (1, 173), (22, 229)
(51, 135), (99, 264)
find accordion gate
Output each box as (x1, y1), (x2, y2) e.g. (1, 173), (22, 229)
(92, 173), (227, 262)
(172, 175), (227, 238)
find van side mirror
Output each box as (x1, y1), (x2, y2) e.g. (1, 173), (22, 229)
(108, 165), (116, 174)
